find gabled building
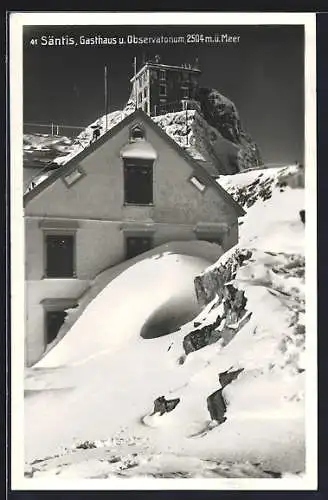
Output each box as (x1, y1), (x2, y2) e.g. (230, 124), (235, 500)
(130, 57), (201, 116)
(24, 109), (245, 366)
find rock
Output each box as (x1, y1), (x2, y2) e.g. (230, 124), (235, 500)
(183, 318), (222, 354)
(194, 248), (251, 307)
(195, 87), (263, 172)
(299, 210), (305, 224)
(219, 368), (244, 388)
(207, 389), (227, 423)
(153, 396), (180, 416)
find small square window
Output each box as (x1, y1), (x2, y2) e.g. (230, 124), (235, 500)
(126, 236), (153, 259)
(63, 168), (84, 187)
(159, 84), (167, 96)
(190, 176), (206, 192)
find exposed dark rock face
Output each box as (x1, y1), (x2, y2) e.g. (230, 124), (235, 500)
(195, 249), (252, 307)
(195, 87), (263, 172)
(299, 210), (305, 224)
(184, 249), (253, 355)
(183, 316), (222, 354)
(207, 389), (227, 423)
(183, 284), (250, 355)
(152, 396), (180, 416)
(219, 368), (244, 389)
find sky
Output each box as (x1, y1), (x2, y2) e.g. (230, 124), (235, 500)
(23, 24), (304, 164)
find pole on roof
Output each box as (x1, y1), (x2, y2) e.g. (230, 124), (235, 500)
(104, 65), (109, 131)
(184, 100), (188, 147)
(133, 56), (137, 110)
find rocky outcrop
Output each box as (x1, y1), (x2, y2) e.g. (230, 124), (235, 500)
(195, 249), (252, 307)
(195, 87), (263, 172)
(183, 316), (222, 354)
(207, 389), (227, 423)
(219, 368), (244, 389)
(207, 368), (244, 422)
(152, 396), (180, 416)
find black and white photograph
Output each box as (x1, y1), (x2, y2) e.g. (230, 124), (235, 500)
(10, 12), (317, 489)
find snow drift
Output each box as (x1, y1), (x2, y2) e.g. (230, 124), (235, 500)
(24, 164), (309, 486)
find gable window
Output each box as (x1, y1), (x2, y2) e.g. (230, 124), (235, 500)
(190, 175), (206, 192)
(45, 233), (75, 278)
(159, 84), (167, 96)
(138, 91), (143, 104)
(63, 166), (85, 187)
(130, 124), (145, 141)
(144, 87), (148, 99)
(124, 159), (153, 205)
(126, 235), (153, 259)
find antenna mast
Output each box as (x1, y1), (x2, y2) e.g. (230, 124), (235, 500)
(133, 56), (137, 110)
(104, 65), (109, 131)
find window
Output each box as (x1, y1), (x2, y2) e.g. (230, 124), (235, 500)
(144, 87), (148, 99)
(190, 176), (206, 192)
(159, 69), (166, 81)
(143, 101), (148, 114)
(130, 124), (145, 141)
(124, 160), (153, 205)
(138, 91), (143, 104)
(181, 86), (190, 99)
(159, 84), (167, 96)
(45, 233), (75, 278)
(126, 236), (153, 259)
(63, 167), (85, 187)
(45, 310), (67, 344)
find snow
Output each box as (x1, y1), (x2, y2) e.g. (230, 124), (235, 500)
(23, 165), (313, 488)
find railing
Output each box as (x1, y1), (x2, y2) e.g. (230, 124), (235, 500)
(152, 99), (195, 116)
(24, 122), (85, 138)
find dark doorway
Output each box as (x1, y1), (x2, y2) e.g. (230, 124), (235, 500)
(126, 236), (153, 259)
(45, 234), (74, 278)
(45, 310), (67, 344)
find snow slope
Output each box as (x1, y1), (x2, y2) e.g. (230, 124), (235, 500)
(24, 165), (310, 487)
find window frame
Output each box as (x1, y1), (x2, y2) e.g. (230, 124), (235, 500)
(159, 69), (166, 81)
(62, 165), (86, 188)
(189, 175), (207, 193)
(129, 123), (146, 141)
(123, 158), (154, 206)
(159, 84), (167, 96)
(43, 228), (77, 279)
(125, 234), (154, 260)
(42, 298), (78, 347)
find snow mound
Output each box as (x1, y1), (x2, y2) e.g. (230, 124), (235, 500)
(24, 165), (308, 485)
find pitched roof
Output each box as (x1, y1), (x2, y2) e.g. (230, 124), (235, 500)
(23, 109), (245, 216)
